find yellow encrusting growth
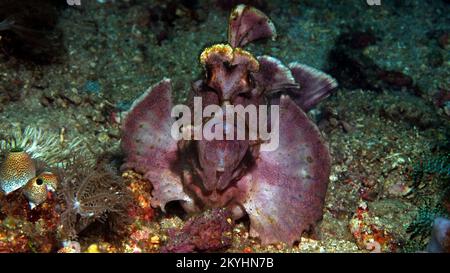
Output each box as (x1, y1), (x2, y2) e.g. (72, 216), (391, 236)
(86, 244), (101, 253)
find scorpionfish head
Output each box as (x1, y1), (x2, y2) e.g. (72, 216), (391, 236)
(200, 44), (259, 103)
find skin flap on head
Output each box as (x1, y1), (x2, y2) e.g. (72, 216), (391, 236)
(228, 4), (277, 48)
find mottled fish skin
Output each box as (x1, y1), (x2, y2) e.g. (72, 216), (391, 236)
(0, 151), (36, 194)
(23, 172), (58, 209)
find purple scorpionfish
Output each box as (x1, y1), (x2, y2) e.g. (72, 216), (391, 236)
(121, 5), (337, 245)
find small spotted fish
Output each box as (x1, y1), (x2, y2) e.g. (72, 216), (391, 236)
(23, 172), (58, 209)
(0, 149), (36, 194)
